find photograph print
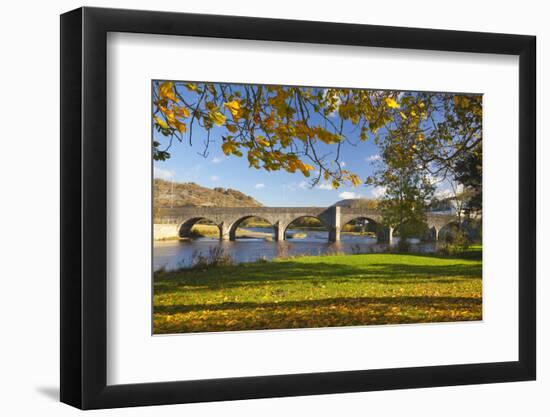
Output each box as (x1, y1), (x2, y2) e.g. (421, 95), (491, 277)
(152, 81), (482, 335)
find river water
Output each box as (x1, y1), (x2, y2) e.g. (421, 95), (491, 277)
(153, 227), (437, 271)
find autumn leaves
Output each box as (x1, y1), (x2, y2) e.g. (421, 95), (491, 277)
(152, 81), (481, 198)
(153, 251), (483, 334)
(152, 82), (407, 188)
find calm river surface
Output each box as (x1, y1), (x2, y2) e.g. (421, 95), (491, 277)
(154, 227), (436, 271)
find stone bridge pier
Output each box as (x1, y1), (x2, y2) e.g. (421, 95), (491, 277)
(274, 221), (286, 242)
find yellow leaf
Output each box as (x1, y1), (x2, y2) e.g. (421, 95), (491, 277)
(210, 111), (226, 126)
(185, 83), (198, 91)
(226, 124), (238, 133)
(384, 97), (400, 109)
(159, 82), (178, 102)
(399, 111), (407, 119)
(174, 120), (187, 133)
(349, 174), (362, 187)
(221, 140), (238, 155)
(315, 127), (342, 144)
(173, 106), (190, 118)
(160, 106), (176, 123)
(285, 159), (298, 173)
(255, 136), (270, 147)
(154, 116), (169, 130)
(298, 162), (314, 177)
(223, 100), (242, 118)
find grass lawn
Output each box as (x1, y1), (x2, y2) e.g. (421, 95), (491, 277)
(153, 250), (482, 334)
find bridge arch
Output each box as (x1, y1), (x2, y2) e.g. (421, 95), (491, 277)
(438, 220), (464, 242)
(284, 215), (329, 240)
(437, 219), (481, 243)
(228, 216), (275, 241)
(341, 216), (380, 230)
(178, 217), (220, 239)
(340, 216), (382, 241)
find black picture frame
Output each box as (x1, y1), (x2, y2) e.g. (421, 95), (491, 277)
(60, 6), (536, 410)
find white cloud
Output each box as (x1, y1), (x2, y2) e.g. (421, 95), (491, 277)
(371, 186), (386, 199)
(284, 181), (310, 191)
(366, 154), (381, 162)
(340, 161), (347, 167)
(317, 182), (333, 190)
(339, 191), (361, 199)
(211, 156), (223, 164)
(254, 183), (265, 189)
(210, 175), (220, 182)
(153, 166), (174, 180)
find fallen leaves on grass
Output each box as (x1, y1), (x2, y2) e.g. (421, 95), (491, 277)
(153, 253), (482, 334)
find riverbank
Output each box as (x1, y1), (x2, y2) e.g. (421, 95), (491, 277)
(153, 250), (482, 334)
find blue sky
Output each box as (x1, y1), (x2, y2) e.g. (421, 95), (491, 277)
(153, 83), (450, 207)
(154, 138), (384, 206)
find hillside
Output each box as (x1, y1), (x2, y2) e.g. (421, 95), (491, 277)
(154, 179), (263, 208)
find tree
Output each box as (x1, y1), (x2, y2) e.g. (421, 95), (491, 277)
(453, 146), (482, 214)
(153, 81), (481, 189)
(391, 92), (482, 179)
(372, 132), (435, 246)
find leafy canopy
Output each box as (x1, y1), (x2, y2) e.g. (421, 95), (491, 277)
(153, 81), (481, 193)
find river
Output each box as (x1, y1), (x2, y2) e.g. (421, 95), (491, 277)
(153, 227), (437, 271)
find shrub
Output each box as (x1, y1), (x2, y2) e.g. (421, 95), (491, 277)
(453, 230), (471, 251)
(190, 246), (234, 270)
(438, 230), (471, 256)
(438, 243), (456, 256)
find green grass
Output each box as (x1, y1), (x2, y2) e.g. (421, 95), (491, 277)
(153, 250), (482, 334)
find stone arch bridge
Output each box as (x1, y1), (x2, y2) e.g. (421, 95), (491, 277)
(155, 206), (456, 243)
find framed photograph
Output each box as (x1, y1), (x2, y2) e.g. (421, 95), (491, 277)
(60, 6), (536, 409)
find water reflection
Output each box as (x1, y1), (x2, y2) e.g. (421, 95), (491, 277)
(154, 227), (436, 271)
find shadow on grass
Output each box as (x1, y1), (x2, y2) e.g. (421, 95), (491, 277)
(423, 248), (482, 261)
(154, 259), (482, 293)
(154, 295), (482, 315)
